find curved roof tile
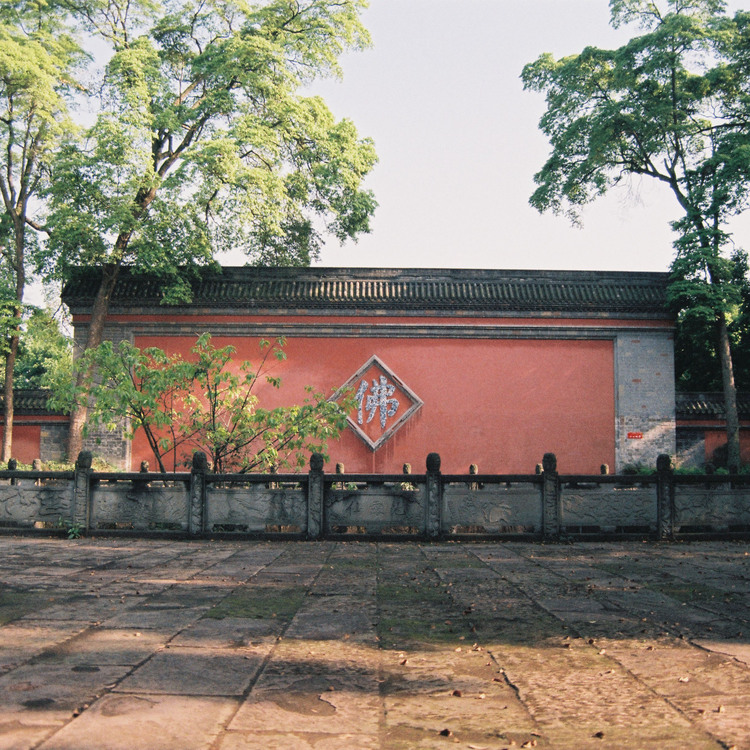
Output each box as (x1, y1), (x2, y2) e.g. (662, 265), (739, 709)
(62, 266), (671, 317)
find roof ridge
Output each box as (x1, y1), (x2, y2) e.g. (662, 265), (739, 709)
(61, 266), (672, 317)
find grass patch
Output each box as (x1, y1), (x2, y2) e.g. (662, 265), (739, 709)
(378, 615), (460, 647)
(205, 585), (306, 620)
(377, 581), (448, 605)
(327, 556), (378, 570)
(0, 589), (56, 625)
(591, 562), (628, 576)
(648, 582), (734, 604)
(432, 555), (487, 569)
(377, 575), (466, 648)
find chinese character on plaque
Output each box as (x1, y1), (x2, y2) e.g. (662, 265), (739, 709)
(331, 356), (423, 450)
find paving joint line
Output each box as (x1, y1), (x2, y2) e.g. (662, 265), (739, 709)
(206, 542), (339, 749)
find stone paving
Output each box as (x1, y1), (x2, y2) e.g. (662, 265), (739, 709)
(0, 538), (750, 749)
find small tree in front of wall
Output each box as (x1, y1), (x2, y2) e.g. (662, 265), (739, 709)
(177, 334), (350, 474)
(52, 333), (350, 473)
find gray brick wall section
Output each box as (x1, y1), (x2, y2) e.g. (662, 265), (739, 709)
(40, 423), (69, 463)
(614, 332), (676, 471)
(75, 324), (134, 470)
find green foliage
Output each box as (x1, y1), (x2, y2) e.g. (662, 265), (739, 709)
(0, 303), (73, 393)
(522, 1), (750, 235)
(40, 0), (377, 291)
(177, 334), (350, 474)
(0, 5), (80, 264)
(54, 333), (351, 474)
(523, 0), (750, 467)
(56, 516), (83, 539)
(50, 336), (197, 473)
(11, 307), (72, 390)
(670, 241), (750, 389)
(621, 463), (656, 476)
(0, 0), (82, 457)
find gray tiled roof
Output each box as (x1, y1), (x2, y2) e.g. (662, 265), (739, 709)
(62, 266), (671, 317)
(0, 390), (61, 416)
(676, 392), (750, 420)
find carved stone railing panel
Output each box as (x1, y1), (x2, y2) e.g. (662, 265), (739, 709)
(90, 484), (190, 531)
(442, 484), (542, 534)
(207, 486), (306, 533)
(0, 484), (73, 528)
(674, 486), (750, 532)
(324, 484), (426, 535)
(561, 485), (657, 532)
(4, 455), (750, 540)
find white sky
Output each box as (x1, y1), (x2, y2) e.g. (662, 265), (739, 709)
(302, 0), (750, 273)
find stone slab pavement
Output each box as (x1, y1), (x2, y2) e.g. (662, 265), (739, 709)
(1, 538), (750, 749)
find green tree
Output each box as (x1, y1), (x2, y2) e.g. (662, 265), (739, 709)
(523, 0), (750, 470)
(11, 306), (72, 390)
(178, 335), (349, 473)
(43, 0), (377, 459)
(0, 0), (79, 460)
(54, 333), (349, 474)
(673, 248), (750, 393)
(52, 338), (196, 473)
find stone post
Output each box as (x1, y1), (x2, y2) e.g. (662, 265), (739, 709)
(132, 460), (150, 495)
(73, 450), (93, 531)
(7, 458), (17, 486)
(469, 463), (482, 491)
(656, 454), (674, 541)
(425, 452), (442, 539)
(307, 453), (325, 540)
(189, 451), (208, 535)
(542, 452), (561, 540)
(333, 462), (345, 491)
(33, 459), (42, 486)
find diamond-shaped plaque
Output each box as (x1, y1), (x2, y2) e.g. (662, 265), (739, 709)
(331, 356), (423, 451)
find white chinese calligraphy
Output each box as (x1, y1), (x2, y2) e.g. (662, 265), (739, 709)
(333, 355), (423, 451)
(355, 376), (400, 429)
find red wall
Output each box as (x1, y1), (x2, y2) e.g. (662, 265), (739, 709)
(700, 425), (750, 466)
(0, 424), (41, 465)
(132, 332), (615, 475)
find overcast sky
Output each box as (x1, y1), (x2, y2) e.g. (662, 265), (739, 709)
(292, 0), (750, 274)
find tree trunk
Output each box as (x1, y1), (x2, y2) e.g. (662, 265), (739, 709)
(1, 331), (19, 463)
(717, 313), (741, 472)
(65, 262), (122, 461)
(1, 220), (25, 464)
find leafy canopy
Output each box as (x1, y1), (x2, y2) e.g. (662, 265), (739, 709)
(42, 0), (377, 298)
(0, 0), (81, 243)
(522, 0), (750, 243)
(523, 0), (750, 467)
(524, 2), (750, 365)
(11, 307), (72, 390)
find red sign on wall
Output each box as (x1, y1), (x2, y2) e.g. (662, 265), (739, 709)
(627, 432), (643, 440)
